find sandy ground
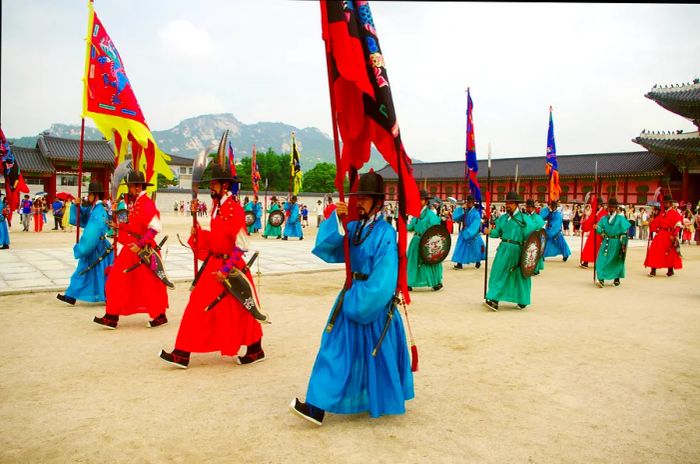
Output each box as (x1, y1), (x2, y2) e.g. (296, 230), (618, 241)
(1, 215), (699, 463)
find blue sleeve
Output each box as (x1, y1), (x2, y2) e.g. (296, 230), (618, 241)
(465, 209), (481, 238)
(344, 225), (398, 324)
(73, 206), (106, 258)
(545, 211), (563, 238)
(452, 207), (465, 222)
(311, 211), (346, 263)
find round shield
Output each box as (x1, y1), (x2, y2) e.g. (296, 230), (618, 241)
(537, 229), (547, 261)
(245, 211), (256, 227)
(268, 210), (285, 227)
(520, 230), (544, 277)
(419, 225), (452, 265)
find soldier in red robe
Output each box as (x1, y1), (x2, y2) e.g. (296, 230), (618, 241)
(94, 170), (169, 329)
(644, 195), (683, 277)
(579, 203), (607, 268)
(159, 157), (265, 368)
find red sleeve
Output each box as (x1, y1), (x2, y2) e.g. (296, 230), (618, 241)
(188, 228), (211, 261)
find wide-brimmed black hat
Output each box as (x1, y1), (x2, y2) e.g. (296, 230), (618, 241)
(419, 189), (431, 200)
(607, 197), (619, 206)
(466, 194), (475, 202)
(348, 171), (385, 197)
(88, 180), (104, 194)
(505, 191), (520, 203)
(526, 198), (536, 207)
(549, 198), (559, 205)
(125, 170), (153, 186)
(663, 194), (673, 202)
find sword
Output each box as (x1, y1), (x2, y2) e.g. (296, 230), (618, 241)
(372, 298), (398, 357)
(203, 251), (260, 312)
(124, 235), (168, 274)
(78, 241), (114, 276)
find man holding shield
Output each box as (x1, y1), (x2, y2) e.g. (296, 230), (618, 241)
(407, 190), (443, 291)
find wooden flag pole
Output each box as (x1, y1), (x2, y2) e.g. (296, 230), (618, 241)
(483, 143), (492, 299)
(76, 118), (85, 244)
(593, 160), (599, 284)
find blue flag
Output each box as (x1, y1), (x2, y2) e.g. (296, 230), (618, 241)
(465, 89), (482, 207)
(545, 107), (561, 201)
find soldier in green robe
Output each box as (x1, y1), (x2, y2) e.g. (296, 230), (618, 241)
(407, 190), (443, 291)
(263, 196), (282, 239)
(484, 192), (538, 311)
(243, 197), (256, 234)
(525, 199), (545, 275)
(595, 197), (630, 288)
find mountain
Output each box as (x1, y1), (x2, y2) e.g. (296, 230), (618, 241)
(9, 113), (393, 170)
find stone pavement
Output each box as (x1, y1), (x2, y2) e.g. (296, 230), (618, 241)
(0, 234), (649, 295)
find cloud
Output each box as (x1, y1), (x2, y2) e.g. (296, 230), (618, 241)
(159, 19), (217, 60)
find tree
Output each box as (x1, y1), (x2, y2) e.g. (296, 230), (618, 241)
(158, 173), (179, 189)
(302, 162), (336, 193)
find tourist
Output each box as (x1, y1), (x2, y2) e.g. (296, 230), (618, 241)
(561, 204), (572, 235)
(20, 194), (32, 232)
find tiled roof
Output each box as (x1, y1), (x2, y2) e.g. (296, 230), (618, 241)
(377, 151), (667, 181)
(633, 131), (700, 156)
(645, 82), (700, 124)
(37, 135), (115, 165)
(168, 154), (194, 166)
(10, 145), (56, 175)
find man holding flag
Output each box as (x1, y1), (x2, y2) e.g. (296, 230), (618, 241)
(290, 0), (418, 426)
(541, 107), (571, 262)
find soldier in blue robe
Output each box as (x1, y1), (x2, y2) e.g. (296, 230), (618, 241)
(540, 200), (571, 262)
(525, 199), (545, 275)
(0, 194), (10, 249)
(290, 172), (414, 426)
(57, 181), (114, 305)
(253, 196), (262, 232)
(282, 196), (303, 240)
(595, 198), (631, 288)
(451, 195), (485, 270)
(407, 190), (443, 291)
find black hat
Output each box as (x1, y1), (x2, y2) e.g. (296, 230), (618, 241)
(549, 199), (559, 205)
(348, 171), (385, 197)
(419, 189), (431, 200)
(466, 194), (475, 202)
(88, 180), (104, 194)
(505, 191), (520, 203)
(526, 198), (536, 207)
(663, 194), (673, 202)
(125, 170), (153, 186)
(201, 130), (237, 185)
(607, 197), (619, 206)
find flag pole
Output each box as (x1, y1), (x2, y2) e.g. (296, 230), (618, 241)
(76, 117), (85, 243)
(483, 143), (492, 299)
(321, 39), (353, 289)
(263, 177), (269, 227)
(593, 160), (598, 283)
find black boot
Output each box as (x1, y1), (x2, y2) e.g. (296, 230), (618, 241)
(159, 349), (190, 368)
(236, 340), (265, 365)
(57, 293), (76, 305)
(93, 313), (118, 329)
(289, 398), (324, 426)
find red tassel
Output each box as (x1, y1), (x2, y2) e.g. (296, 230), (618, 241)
(411, 344), (419, 372)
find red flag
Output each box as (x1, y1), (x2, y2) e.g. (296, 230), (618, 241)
(321, 0), (420, 304)
(1, 127), (30, 214)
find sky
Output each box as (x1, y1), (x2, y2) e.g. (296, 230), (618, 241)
(2, 1), (700, 163)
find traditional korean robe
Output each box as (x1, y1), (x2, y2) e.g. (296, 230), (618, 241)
(64, 201), (113, 302)
(644, 209), (683, 270)
(595, 213), (631, 281)
(581, 208), (607, 263)
(263, 203), (282, 238)
(105, 192), (168, 318)
(540, 207), (571, 260)
(486, 209), (538, 306)
(407, 206), (443, 288)
(451, 206), (485, 265)
(254, 201), (262, 232)
(0, 205), (10, 247)
(283, 202), (303, 238)
(244, 201), (255, 234)
(306, 212), (414, 417)
(174, 194), (262, 355)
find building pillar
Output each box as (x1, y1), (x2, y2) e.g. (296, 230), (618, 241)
(682, 169), (689, 201)
(48, 173), (57, 204)
(623, 177), (629, 205)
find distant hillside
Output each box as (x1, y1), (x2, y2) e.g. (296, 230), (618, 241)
(9, 113), (394, 170)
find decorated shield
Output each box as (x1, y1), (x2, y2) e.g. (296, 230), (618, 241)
(115, 208), (129, 224)
(419, 225), (452, 265)
(245, 211), (256, 227)
(268, 210), (285, 227)
(520, 230), (545, 277)
(537, 229), (547, 261)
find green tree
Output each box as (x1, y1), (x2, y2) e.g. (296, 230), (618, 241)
(157, 174), (179, 189)
(302, 162), (337, 193)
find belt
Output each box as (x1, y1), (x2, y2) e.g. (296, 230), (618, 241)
(502, 239), (522, 246)
(661, 227), (675, 231)
(601, 234), (627, 239)
(211, 253), (230, 259)
(352, 272), (369, 281)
